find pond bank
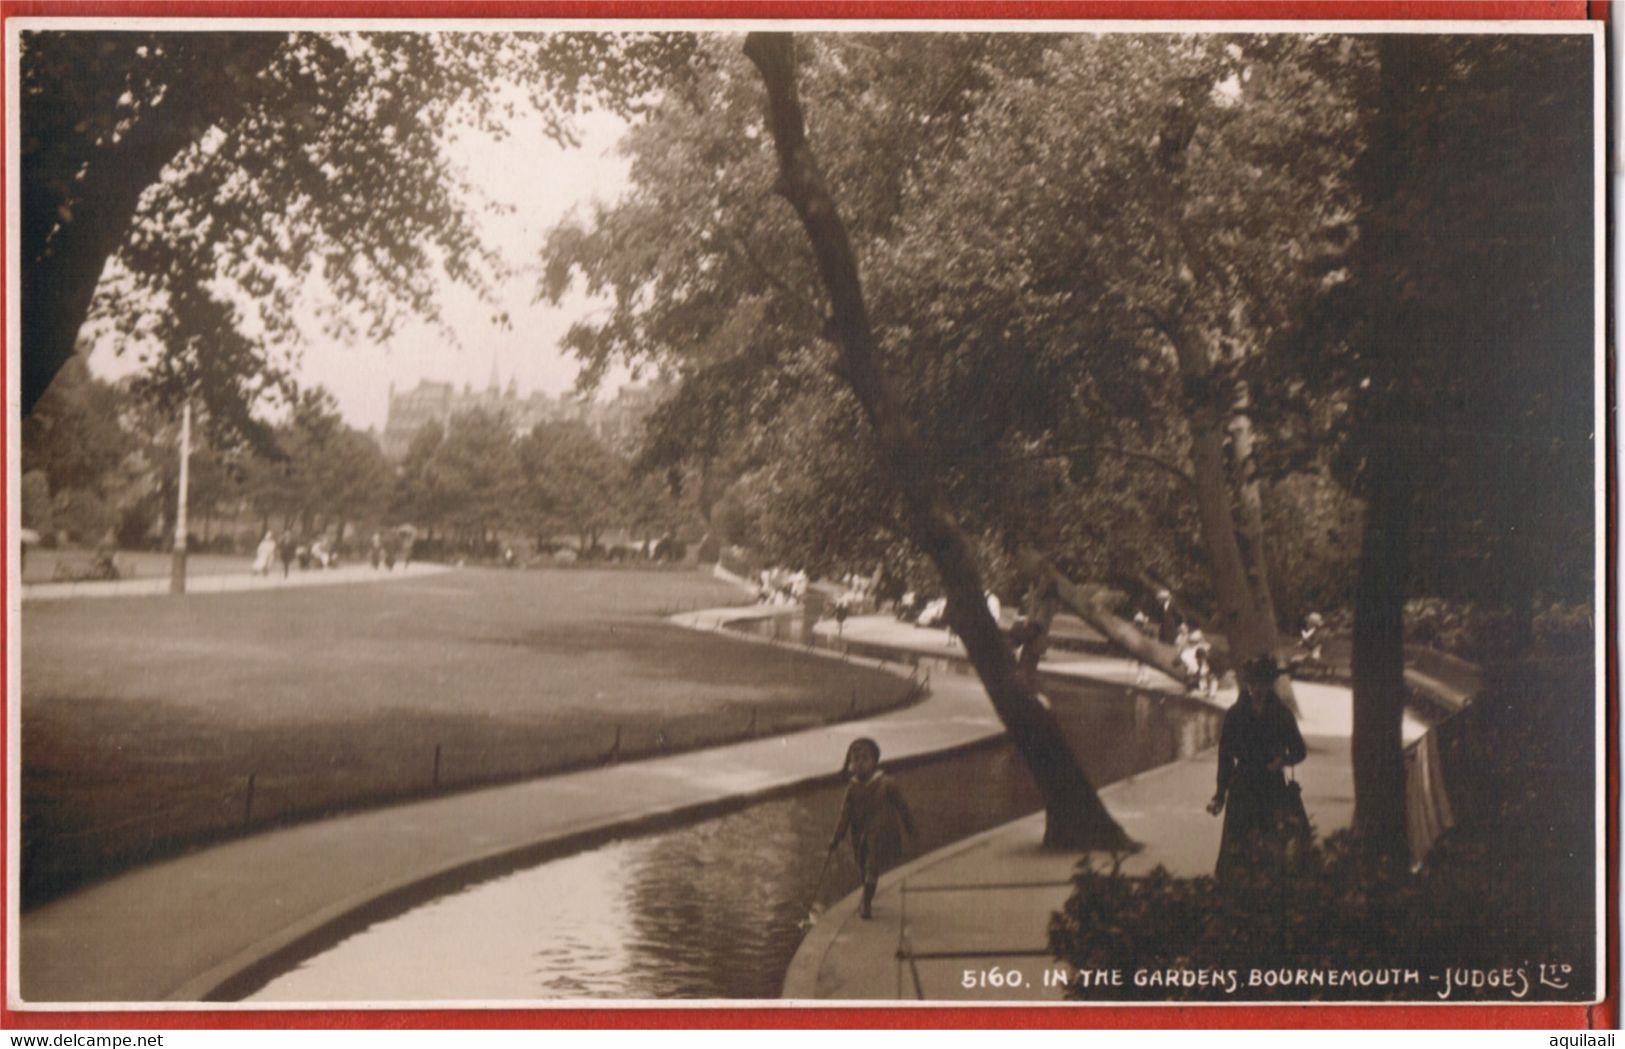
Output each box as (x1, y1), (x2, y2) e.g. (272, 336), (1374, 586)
(18, 605), (1005, 1003)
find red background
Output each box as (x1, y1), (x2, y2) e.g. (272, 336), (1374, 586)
(0, 0), (1614, 1031)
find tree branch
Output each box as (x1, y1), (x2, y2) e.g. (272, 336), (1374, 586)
(1020, 441), (1196, 489)
(715, 226), (826, 330)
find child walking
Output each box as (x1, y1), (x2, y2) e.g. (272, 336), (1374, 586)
(828, 737), (916, 920)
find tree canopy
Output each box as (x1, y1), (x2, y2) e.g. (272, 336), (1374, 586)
(543, 33), (1359, 627)
(20, 29), (699, 431)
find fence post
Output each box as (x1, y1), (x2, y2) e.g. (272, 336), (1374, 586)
(433, 743), (442, 788)
(243, 773), (256, 828)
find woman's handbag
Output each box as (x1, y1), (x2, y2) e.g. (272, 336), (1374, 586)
(1278, 765), (1313, 869)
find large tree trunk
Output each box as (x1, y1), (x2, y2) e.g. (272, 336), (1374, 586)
(1228, 384), (1281, 637)
(745, 33), (1129, 851)
(1350, 437), (1412, 861)
(1159, 321), (1300, 715)
(1166, 320), (1282, 668)
(1141, 97), (1288, 697)
(21, 36), (283, 414)
(1344, 37), (1430, 863)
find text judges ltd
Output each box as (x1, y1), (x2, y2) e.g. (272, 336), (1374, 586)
(1018, 964), (1577, 998)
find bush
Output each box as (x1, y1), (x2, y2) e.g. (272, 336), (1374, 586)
(51, 488), (110, 544)
(21, 471), (52, 534)
(1051, 652), (1594, 1005)
(1049, 820), (1592, 1002)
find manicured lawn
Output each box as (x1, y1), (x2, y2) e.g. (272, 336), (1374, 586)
(20, 567), (914, 907)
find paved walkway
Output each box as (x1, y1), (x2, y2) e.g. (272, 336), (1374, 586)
(20, 561), (448, 602)
(811, 614), (1189, 697)
(782, 674), (1428, 1001)
(18, 609), (1008, 1003)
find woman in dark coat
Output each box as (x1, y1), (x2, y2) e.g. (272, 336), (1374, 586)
(1207, 655), (1308, 885)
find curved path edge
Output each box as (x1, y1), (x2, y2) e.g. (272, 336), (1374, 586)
(15, 606), (1004, 1006)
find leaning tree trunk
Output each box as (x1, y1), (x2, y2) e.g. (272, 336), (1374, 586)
(745, 32), (1129, 851)
(1350, 436), (1412, 862)
(1016, 547), (1188, 684)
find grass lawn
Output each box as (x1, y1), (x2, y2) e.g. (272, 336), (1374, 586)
(20, 567), (915, 907)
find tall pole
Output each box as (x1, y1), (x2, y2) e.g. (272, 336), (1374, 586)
(169, 399), (191, 595)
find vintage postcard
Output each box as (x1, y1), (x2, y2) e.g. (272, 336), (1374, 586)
(3, 10), (1608, 1022)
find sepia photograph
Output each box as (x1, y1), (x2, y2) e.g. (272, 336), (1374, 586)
(5, 16), (1605, 1012)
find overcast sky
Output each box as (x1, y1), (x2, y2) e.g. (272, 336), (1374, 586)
(89, 102), (636, 433)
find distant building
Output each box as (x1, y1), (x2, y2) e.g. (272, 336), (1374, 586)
(379, 367), (665, 460)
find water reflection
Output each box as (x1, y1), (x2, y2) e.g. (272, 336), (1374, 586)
(248, 682), (1216, 1002)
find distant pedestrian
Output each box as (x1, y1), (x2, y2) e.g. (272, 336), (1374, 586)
(833, 593), (852, 637)
(93, 529), (118, 579)
(1298, 612), (1325, 663)
(370, 532), (384, 569)
(1183, 629), (1215, 698)
(277, 531), (297, 578)
(1154, 588), (1184, 646)
(828, 737), (916, 920)
(1207, 656), (1308, 886)
(253, 531), (276, 575)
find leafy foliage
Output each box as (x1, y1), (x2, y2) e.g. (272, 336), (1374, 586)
(546, 33), (1363, 619)
(21, 356), (132, 496)
(421, 408), (526, 540)
(517, 418), (627, 549)
(1050, 825), (1592, 1003)
(238, 389), (392, 535)
(21, 29), (701, 427)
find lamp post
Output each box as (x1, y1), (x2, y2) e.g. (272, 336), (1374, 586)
(169, 399), (191, 595)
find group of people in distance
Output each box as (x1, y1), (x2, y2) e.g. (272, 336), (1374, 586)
(252, 530), (322, 577)
(251, 529), (413, 577)
(755, 566), (809, 606)
(1133, 587), (1216, 696)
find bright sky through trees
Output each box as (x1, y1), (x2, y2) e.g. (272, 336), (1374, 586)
(86, 98), (636, 432)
